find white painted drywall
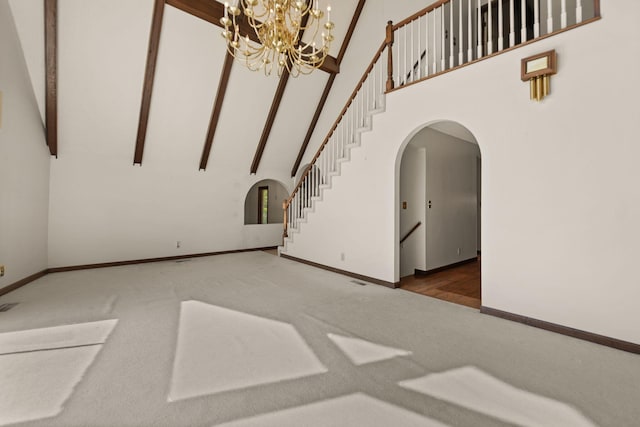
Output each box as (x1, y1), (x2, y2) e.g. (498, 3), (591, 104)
(284, 1), (640, 345)
(0, 0), (50, 289)
(417, 128), (479, 271)
(7, 0), (45, 125)
(46, 2), (292, 267)
(399, 144), (426, 277)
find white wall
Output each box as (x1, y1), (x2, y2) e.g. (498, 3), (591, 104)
(422, 128), (479, 270)
(46, 1), (293, 267)
(399, 144), (426, 277)
(284, 1), (640, 345)
(0, 0), (50, 289)
(7, 0), (45, 124)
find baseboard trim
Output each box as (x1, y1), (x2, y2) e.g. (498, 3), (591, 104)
(481, 306), (640, 355)
(280, 253), (398, 289)
(0, 270), (48, 297)
(415, 257), (478, 276)
(48, 247), (279, 273)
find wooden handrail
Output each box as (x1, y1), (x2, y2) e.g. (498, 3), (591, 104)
(285, 40), (388, 207)
(400, 222), (422, 244)
(393, 0), (449, 31)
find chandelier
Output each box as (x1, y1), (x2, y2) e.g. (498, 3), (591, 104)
(220, 0), (335, 77)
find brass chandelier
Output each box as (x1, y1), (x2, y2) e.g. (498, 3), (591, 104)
(221, 0), (335, 77)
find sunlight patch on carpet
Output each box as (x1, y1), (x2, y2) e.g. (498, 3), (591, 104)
(0, 320), (118, 426)
(398, 366), (596, 427)
(168, 300), (327, 402)
(327, 333), (412, 365)
(0, 319), (118, 355)
(214, 393), (449, 426)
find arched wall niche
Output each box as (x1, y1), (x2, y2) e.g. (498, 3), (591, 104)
(244, 179), (289, 225)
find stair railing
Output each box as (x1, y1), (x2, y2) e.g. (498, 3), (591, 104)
(400, 222), (422, 244)
(283, 40), (390, 238)
(283, 0), (601, 240)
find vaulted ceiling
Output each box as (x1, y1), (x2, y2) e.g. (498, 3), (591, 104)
(9, 0), (433, 185)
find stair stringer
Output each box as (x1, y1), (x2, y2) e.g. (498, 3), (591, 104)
(281, 101), (386, 241)
(278, 106), (396, 283)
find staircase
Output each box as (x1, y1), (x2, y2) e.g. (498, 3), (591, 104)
(280, 42), (389, 252)
(280, 0), (600, 255)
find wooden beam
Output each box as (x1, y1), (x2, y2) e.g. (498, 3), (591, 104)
(44, 0), (57, 157)
(290, 0), (367, 176)
(133, 0), (165, 165)
(250, 70), (291, 174)
(165, 0), (338, 74)
(199, 51), (234, 170)
(250, 11), (314, 174)
(290, 73), (335, 177)
(337, 0), (367, 64)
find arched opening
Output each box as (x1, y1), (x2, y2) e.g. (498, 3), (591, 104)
(244, 179), (289, 225)
(397, 121), (482, 308)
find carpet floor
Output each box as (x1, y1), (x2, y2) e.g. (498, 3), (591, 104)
(0, 251), (638, 426)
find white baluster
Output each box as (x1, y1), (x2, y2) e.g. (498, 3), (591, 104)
(441, 7), (446, 70)
(521, 0), (526, 42)
(410, 21), (415, 82)
(467, 0), (473, 61)
(425, 12), (430, 75)
(366, 70), (376, 111)
(458, 0), (464, 64)
(477, 0), (482, 57)
(533, 0), (540, 37)
(360, 90), (365, 127)
(488, 0), (493, 55)
(449, 2), (454, 68)
(417, 16), (422, 80)
(546, 0), (553, 33)
(403, 25), (408, 84)
(509, 0), (515, 47)
(342, 114), (350, 148)
(561, 0), (567, 28)
(432, 11), (437, 73)
(576, 0), (583, 23)
(498, 0), (504, 51)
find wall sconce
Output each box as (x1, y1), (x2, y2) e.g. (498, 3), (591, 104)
(521, 50), (557, 102)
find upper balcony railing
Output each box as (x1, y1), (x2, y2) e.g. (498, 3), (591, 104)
(386, 0), (600, 91)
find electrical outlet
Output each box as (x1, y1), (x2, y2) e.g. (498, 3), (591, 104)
(0, 265), (4, 277)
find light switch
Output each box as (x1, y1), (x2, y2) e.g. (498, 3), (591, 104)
(402, 201), (407, 209)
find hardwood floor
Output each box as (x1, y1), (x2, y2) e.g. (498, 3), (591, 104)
(399, 258), (481, 309)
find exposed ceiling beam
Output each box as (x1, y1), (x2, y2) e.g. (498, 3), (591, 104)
(290, 73), (335, 177)
(165, 0), (339, 74)
(45, 0), (58, 157)
(133, 0), (165, 165)
(250, 70), (291, 174)
(249, 12), (312, 175)
(290, 0), (367, 177)
(199, 51), (234, 170)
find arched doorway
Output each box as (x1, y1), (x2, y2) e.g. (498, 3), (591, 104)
(397, 121), (482, 308)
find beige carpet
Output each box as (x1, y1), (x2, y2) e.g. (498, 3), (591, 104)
(0, 251), (638, 426)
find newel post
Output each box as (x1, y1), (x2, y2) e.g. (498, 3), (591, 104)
(385, 20), (395, 92)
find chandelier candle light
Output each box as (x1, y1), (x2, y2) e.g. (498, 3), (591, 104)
(221, 0), (335, 76)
